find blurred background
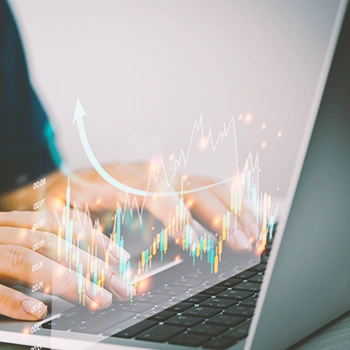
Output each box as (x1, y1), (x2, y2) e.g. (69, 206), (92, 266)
(9, 0), (340, 197)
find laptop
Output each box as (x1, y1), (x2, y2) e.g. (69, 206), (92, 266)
(1, 0), (350, 349)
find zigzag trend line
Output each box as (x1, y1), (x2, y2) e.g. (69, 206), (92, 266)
(74, 99), (240, 197)
(73, 99), (261, 223)
(55, 104), (275, 302)
(131, 151), (261, 224)
(145, 113), (240, 188)
(54, 149), (274, 304)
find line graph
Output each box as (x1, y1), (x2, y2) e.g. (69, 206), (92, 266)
(63, 101), (278, 303)
(116, 151), (261, 226)
(54, 155), (274, 303)
(73, 98), (242, 197)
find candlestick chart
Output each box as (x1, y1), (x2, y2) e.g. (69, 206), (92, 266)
(53, 113), (277, 305)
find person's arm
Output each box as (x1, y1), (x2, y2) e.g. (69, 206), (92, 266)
(0, 1), (61, 198)
(0, 2), (129, 321)
(0, 1), (256, 251)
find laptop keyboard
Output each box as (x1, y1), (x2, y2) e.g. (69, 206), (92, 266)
(42, 240), (273, 349)
(112, 267), (265, 349)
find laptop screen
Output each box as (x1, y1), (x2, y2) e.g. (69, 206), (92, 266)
(0, 0), (344, 348)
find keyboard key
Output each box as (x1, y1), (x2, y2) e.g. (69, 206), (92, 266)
(203, 337), (237, 349)
(203, 280), (219, 288)
(187, 271), (206, 279)
(165, 315), (204, 327)
(223, 321), (251, 340)
(249, 274), (264, 283)
(44, 306), (110, 330)
(172, 278), (203, 288)
(167, 302), (193, 313)
(155, 299), (179, 309)
(120, 302), (153, 313)
(265, 241), (273, 252)
(169, 333), (210, 347)
(201, 297), (238, 309)
(224, 305), (255, 318)
(218, 289), (254, 301)
(136, 324), (186, 342)
(233, 281), (261, 292)
(249, 263), (267, 272)
(154, 285), (188, 296)
(62, 307), (102, 323)
(240, 295), (259, 306)
(149, 311), (177, 322)
(190, 286), (212, 294)
(183, 306), (221, 318)
(184, 294), (211, 304)
(112, 320), (158, 338)
(206, 314), (245, 327)
(71, 311), (134, 334)
(233, 271), (257, 280)
(201, 286), (227, 296)
(218, 278), (241, 288)
(261, 255), (269, 263)
(172, 292), (196, 301)
(135, 309), (163, 319)
(137, 294), (170, 305)
(262, 252), (270, 259)
(42, 318), (75, 331)
(189, 323), (228, 337)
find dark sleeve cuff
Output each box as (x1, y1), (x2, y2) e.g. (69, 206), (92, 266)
(0, 144), (60, 195)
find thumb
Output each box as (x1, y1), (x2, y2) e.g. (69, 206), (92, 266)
(0, 284), (47, 320)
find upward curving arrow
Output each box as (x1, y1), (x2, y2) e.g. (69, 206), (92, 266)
(73, 98), (238, 197)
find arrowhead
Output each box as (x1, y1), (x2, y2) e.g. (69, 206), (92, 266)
(73, 98), (86, 123)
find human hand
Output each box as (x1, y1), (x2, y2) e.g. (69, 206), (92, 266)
(0, 162), (259, 252)
(0, 211), (130, 321)
(45, 163), (258, 252)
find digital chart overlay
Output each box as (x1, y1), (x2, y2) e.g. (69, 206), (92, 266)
(50, 105), (279, 304)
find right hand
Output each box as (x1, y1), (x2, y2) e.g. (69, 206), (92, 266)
(0, 211), (130, 321)
(47, 164), (258, 251)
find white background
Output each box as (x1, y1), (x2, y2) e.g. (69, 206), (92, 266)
(9, 0), (340, 195)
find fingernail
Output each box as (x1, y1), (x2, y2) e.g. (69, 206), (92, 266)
(236, 230), (252, 252)
(110, 274), (128, 299)
(22, 299), (47, 319)
(86, 284), (113, 307)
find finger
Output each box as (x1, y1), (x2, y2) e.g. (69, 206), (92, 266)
(143, 195), (197, 241)
(139, 178), (199, 241)
(228, 223), (253, 252)
(0, 211), (130, 265)
(44, 175), (103, 214)
(0, 228), (129, 301)
(237, 207), (260, 240)
(0, 245), (117, 309)
(0, 284), (47, 321)
(178, 178), (226, 231)
(58, 169), (123, 213)
(189, 177), (259, 240)
(179, 179), (252, 251)
(67, 209), (131, 265)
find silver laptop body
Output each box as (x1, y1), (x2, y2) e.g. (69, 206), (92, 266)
(0, 1), (349, 349)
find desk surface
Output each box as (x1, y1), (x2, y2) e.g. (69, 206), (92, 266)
(291, 310), (350, 350)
